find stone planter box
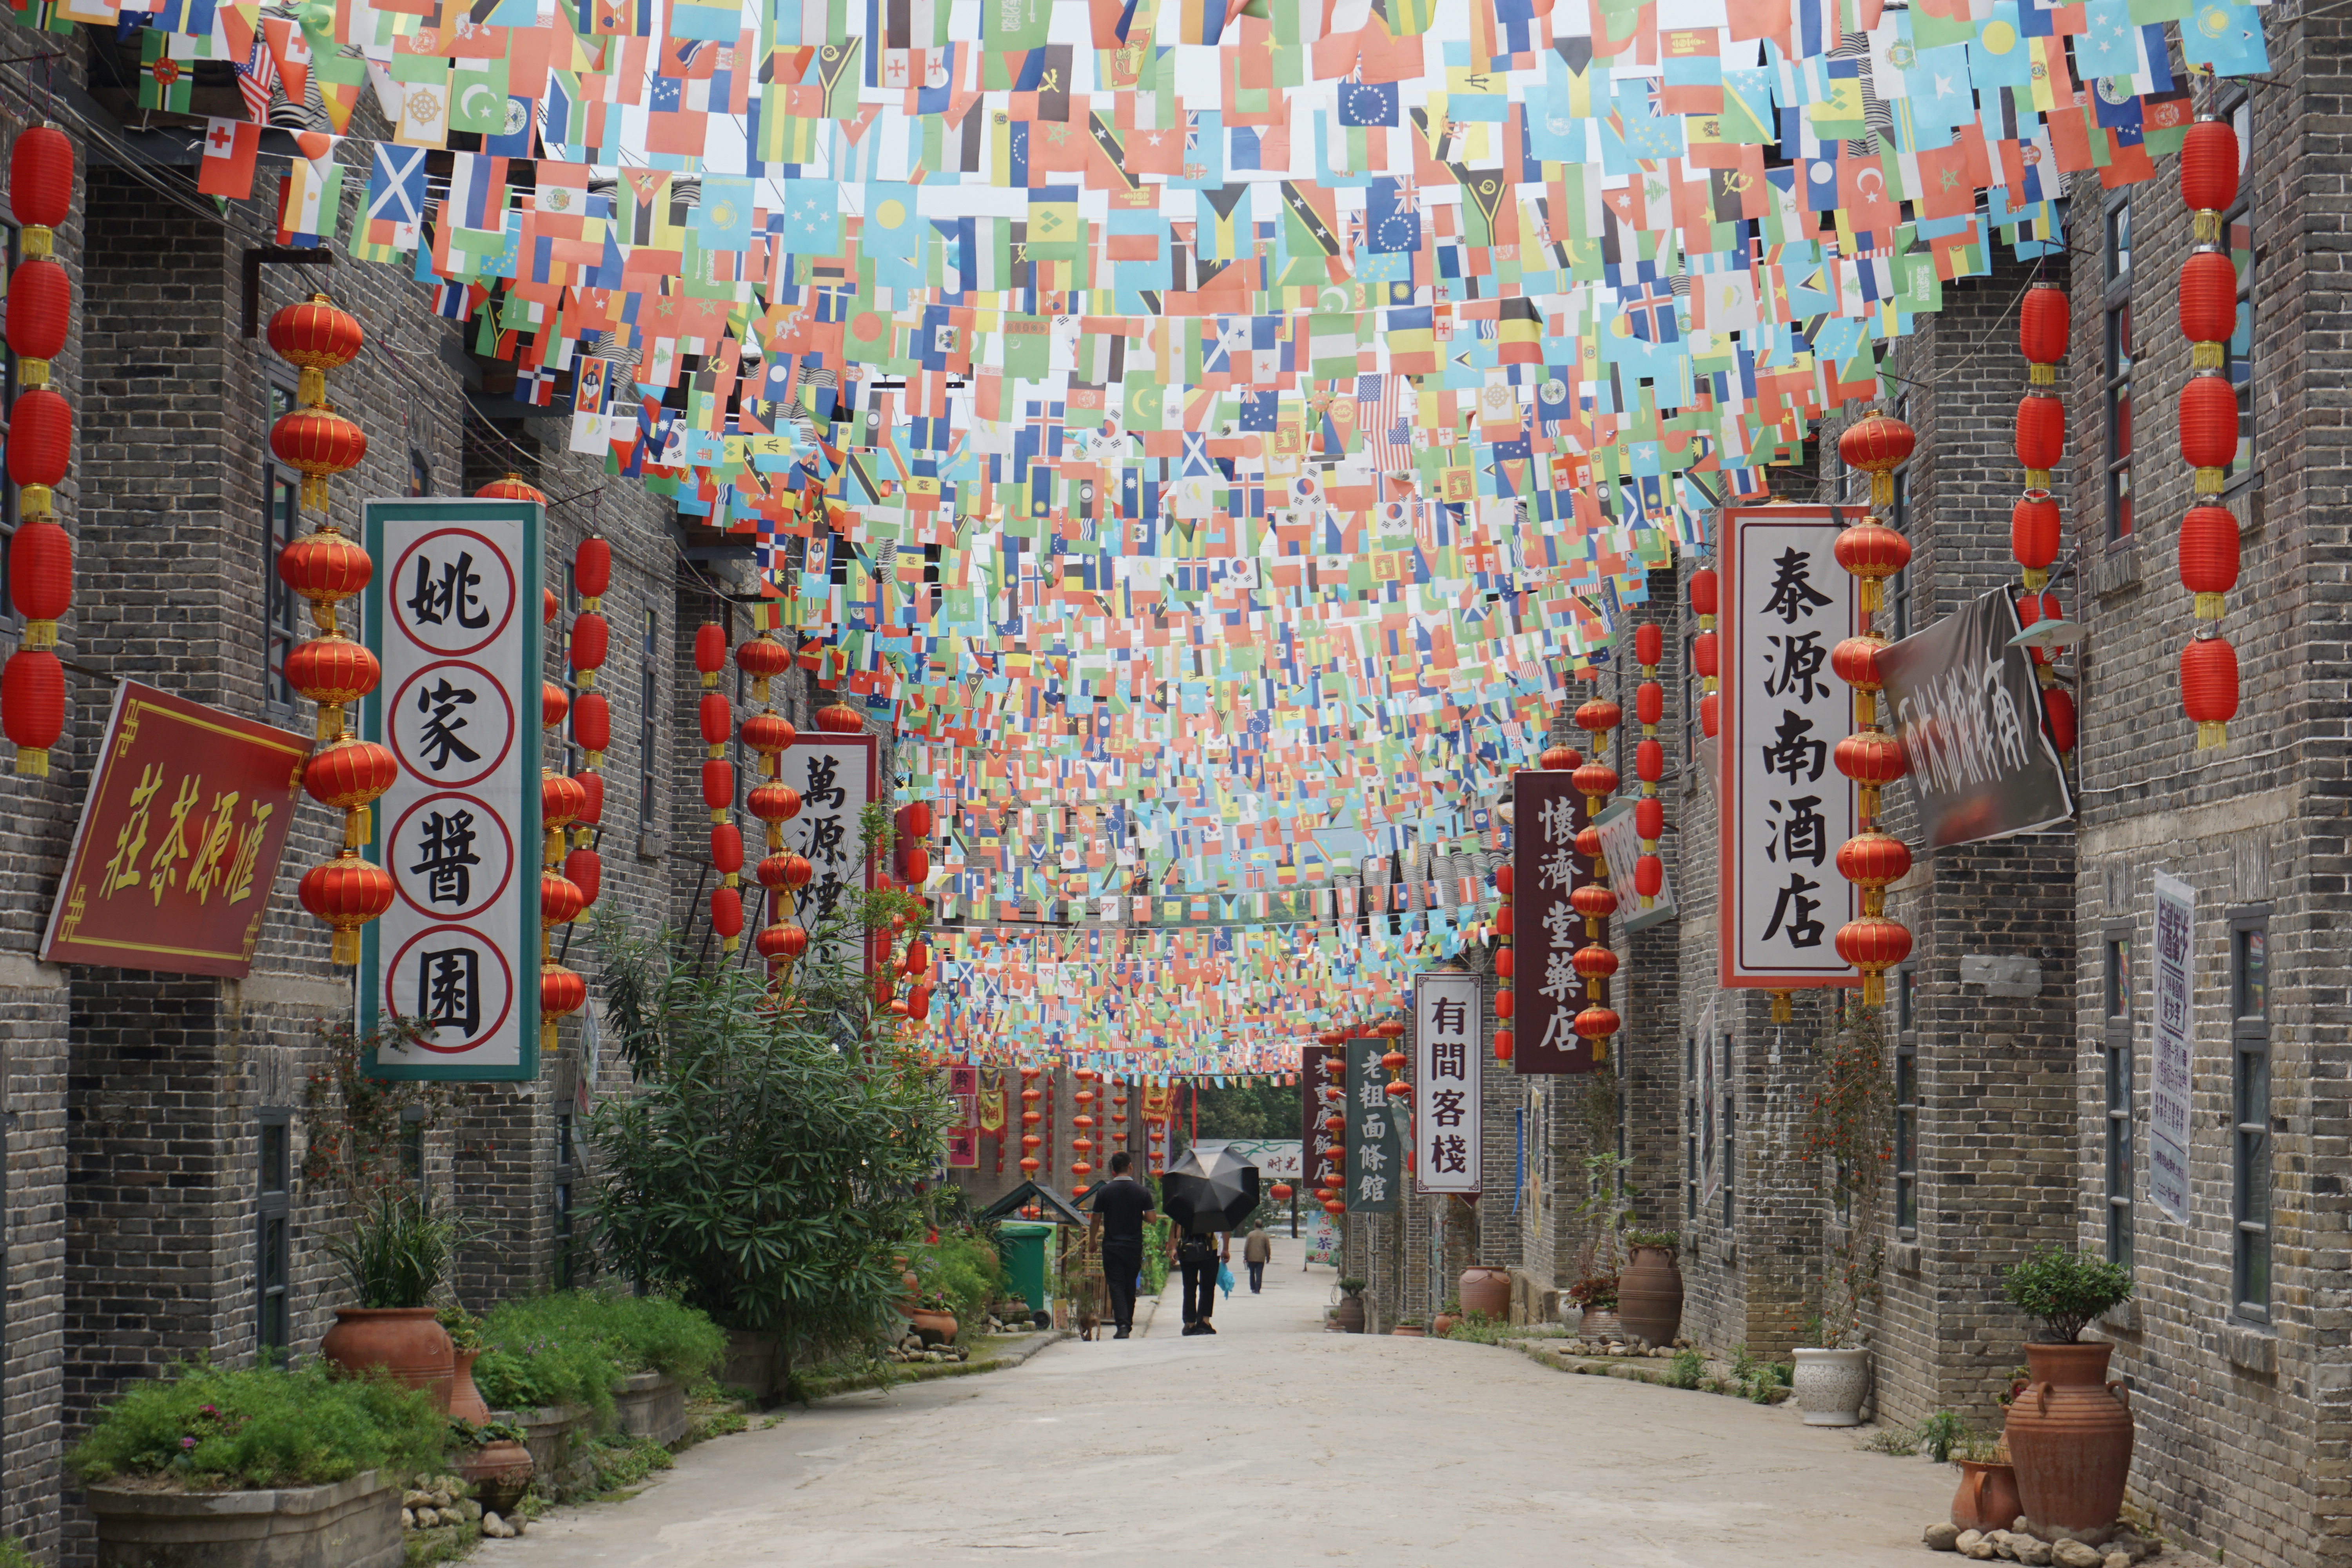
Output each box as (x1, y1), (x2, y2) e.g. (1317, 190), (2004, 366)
(720, 1329), (778, 1404)
(85, 1468), (401, 1568)
(613, 1372), (688, 1448)
(505, 1404), (598, 1500)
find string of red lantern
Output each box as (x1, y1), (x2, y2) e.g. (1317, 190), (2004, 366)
(1017, 1065), (1043, 1177)
(1831, 415), (1918, 1009)
(537, 581), (590, 1047)
(1632, 622), (1666, 908)
(1565, 696), (1621, 1062)
(1491, 869), (1514, 1065)
(692, 621), (743, 953)
(564, 535), (611, 920)
(2180, 114), (2243, 751)
(1071, 1069), (1097, 1180)
(2014, 281), (2078, 758)
(736, 620), (803, 984)
(1689, 564), (1720, 744)
(3, 126), (73, 778)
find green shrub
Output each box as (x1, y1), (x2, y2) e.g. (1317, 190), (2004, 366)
(325, 1192), (469, 1310)
(918, 1231), (1004, 1327)
(67, 1361), (442, 1491)
(470, 1291), (726, 1422)
(1915, 1410), (1967, 1463)
(2002, 1245), (2132, 1343)
(1664, 1347), (1704, 1389)
(0, 1538), (33, 1568)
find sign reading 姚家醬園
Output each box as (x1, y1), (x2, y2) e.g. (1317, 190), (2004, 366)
(361, 499), (543, 1082)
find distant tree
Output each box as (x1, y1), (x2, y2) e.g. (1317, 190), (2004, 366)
(1189, 1078), (1301, 1143)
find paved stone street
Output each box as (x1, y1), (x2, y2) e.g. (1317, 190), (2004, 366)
(488, 1236), (1959, 1567)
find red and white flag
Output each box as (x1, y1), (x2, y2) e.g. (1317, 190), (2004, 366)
(197, 119), (261, 199)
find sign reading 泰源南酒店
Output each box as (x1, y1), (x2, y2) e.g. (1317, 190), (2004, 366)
(1343, 1037), (1403, 1214)
(776, 731), (879, 969)
(2148, 871), (2195, 1224)
(1414, 971), (1481, 1196)
(361, 499), (542, 1081)
(1512, 765), (1605, 1074)
(1719, 506), (1860, 991)
(1875, 588), (2074, 849)
(40, 681), (310, 976)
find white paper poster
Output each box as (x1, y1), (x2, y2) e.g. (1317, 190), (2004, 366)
(2149, 871), (2196, 1224)
(1414, 971), (1483, 1195)
(362, 499), (543, 1080)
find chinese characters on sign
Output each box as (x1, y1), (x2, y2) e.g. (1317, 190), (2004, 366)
(946, 1064), (980, 1167)
(1301, 1040), (1343, 1203)
(1719, 508), (1860, 990)
(1343, 1037), (1403, 1214)
(1512, 766), (1605, 1074)
(777, 732), (878, 969)
(1413, 972), (1482, 1196)
(2148, 871), (2195, 1224)
(41, 682), (309, 976)
(362, 501), (541, 1080)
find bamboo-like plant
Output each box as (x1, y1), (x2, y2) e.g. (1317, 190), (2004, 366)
(324, 1191), (472, 1309)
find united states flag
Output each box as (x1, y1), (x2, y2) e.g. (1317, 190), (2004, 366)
(1356, 374), (1414, 475)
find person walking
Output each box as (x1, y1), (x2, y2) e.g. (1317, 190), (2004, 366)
(1242, 1225), (1271, 1293)
(1085, 1151), (1155, 1340)
(1170, 1217), (1229, 1335)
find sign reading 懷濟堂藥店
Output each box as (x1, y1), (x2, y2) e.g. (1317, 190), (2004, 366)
(1512, 765), (1606, 1074)
(361, 499), (543, 1081)
(1719, 506), (1860, 991)
(2148, 871), (2195, 1224)
(1344, 1037), (1403, 1214)
(1413, 971), (1481, 1196)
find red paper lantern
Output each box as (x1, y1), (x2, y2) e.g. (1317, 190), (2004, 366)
(1494, 988), (1515, 1018)
(1835, 522), (1911, 613)
(276, 524), (372, 631)
(5, 256), (69, 369)
(742, 713), (797, 757)
(701, 759), (735, 815)
(2014, 394), (2065, 476)
(900, 800), (935, 838)
(1493, 902), (1514, 936)
(697, 691), (733, 748)
(2180, 373), (2238, 488)
(475, 474), (546, 502)
(695, 622), (727, 686)
(2042, 686), (2077, 755)
(779, 853), (813, 889)
(2179, 504), (2240, 618)
(1831, 635), (1883, 691)
(2179, 249), (2238, 349)
(542, 769), (588, 832)
(1634, 855), (1664, 899)
(899, 843), (931, 886)
(303, 737), (397, 844)
(574, 770), (604, 832)
(1635, 683), (1663, 729)
(298, 849), (395, 965)
(269, 405), (367, 511)
(9, 124), (73, 237)
(1572, 945), (1618, 983)
(711, 823), (744, 875)
(569, 612), (608, 675)
(1495, 864), (1514, 897)
(1699, 692), (1719, 738)
(1834, 730), (1907, 788)
(541, 868), (587, 926)
(2019, 281), (2069, 370)
(1688, 566), (1719, 619)
(8, 516), (71, 646)
(1570, 883), (1618, 923)
(1493, 1027), (1515, 1063)
(1574, 697), (1621, 740)
(541, 680), (568, 730)
(572, 691), (611, 757)
(736, 632), (793, 704)
(1835, 916), (1913, 1005)
(284, 634), (379, 742)
(1574, 825), (1604, 861)
(544, 588), (558, 624)
(575, 536), (611, 603)
(2181, 634), (2238, 749)
(748, 782), (803, 830)
(1634, 737), (1664, 783)
(1571, 760), (1617, 806)
(2014, 591), (2058, 667)
(1537, 743), (1580, 771)
(710, 886), (745, 947)
(2181, 116), (2241, 216)
(758, 923), (810, 962)
(1838, 414), (1916, 484)
(2011, 496), (2061, 579)
(1691, 631), (1719, 681)
(1634, 797), (1664, 841)
(1573, 1005), (1621, 1042)
(267, 294), (363, 408)
(7, 386), (69, 488)
(2, 646), (63, 776)
(1835, 829), (1912, 893)
(814, 700), (865, 733)
(564, 846), (603, 907)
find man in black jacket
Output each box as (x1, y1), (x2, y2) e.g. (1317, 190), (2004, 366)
(1170, 1216), (1229, 1335)
(1085, 1151), (1155, 1339)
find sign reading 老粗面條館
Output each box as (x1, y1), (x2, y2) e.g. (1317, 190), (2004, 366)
(777, 730), (880, 970)
(2148, 871), (2195, 1224)
(1720, 506), (1860, 992)
(1876, 588), (2074, 849)
(1344, 1037), (1403, 1214)
(1414, 971), (1481, 1195)
(361, 499), (542, 1081)
(41, 682), (309, 976)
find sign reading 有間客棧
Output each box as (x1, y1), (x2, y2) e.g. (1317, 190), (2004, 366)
(1719, 507), (1860, 991)
(775, 730), (879, 969)
(1414, 970), (1481, 1196)
(361, 499), (543, 1081)
(41, 682), (310, 976)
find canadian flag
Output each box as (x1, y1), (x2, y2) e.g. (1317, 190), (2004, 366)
(196, 119), (260, 199)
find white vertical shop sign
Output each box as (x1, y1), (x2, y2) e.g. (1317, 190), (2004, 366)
(2148, 871), (2196, 1224)
(1414, 970), (1482, 1195)
(1719, 506), (1860, 988)
(362, 499), (542, 1081)
(776, 730), (880, 969)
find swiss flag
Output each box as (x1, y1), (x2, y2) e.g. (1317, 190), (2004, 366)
(197, 119), (260, 200)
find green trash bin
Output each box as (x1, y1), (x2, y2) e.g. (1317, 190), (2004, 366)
(998, 1221), (1054, 1317)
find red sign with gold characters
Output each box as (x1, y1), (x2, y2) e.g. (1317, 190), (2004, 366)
(42, 682), (310, 976)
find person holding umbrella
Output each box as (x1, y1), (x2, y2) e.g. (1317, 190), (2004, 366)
(1158, 1146), (1258, 1337)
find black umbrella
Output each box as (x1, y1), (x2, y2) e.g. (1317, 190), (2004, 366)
(1160, 1145), (1260, 1233)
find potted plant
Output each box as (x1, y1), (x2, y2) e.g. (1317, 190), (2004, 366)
(1391, 1318), (1426, 1338)
(1566, 1274), (1622, 1339)
(1570, 1153), (1635, 1338)
(69, 1359), (440, 1568)
(1619, 1229), (1684, 1347)
(1333, 1278), (1368, 1334)
(1793, 1010), (1894, 1427)
(1949, 1432), (2021, 1534)
(449, 1417), (534, 1516)
(1999, 1245), (2135, 1543)
(319, 1192), (466, 1412)
(440, 1306), (490, 1424)
(909, 1290), (960, 1348)
(1432, 1297), (1461, 1337)
(1792, 1296), (1874, 1428)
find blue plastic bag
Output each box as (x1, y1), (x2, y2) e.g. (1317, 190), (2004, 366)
(1218, 1261), (1235, 1298)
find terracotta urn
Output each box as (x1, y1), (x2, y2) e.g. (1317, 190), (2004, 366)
(909, 1307), (960, 1347)
(2004, 1341), (2134, 1545)
(1951, 1459), (2024, 1534)
(1457, 1265), (1512, 1321)
(459, 1440), (534, 1515)
(448, 1347), (492, 1425)
(1332, 1294), (1367, 1334)
(1431, 1313), (1457, 1337)
(1578, 1307), (1626, 1342)
(1617, 1245), (1685, 1347)
(1391, 1324), (1426, 1338)
(320, 1307), (454, 1412)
